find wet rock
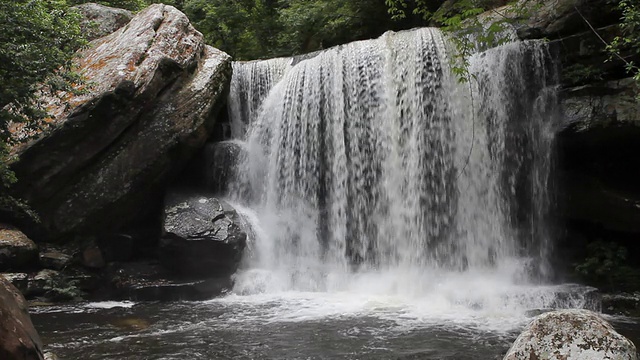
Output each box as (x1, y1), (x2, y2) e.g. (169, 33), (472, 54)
(2, 272), (29, 294)
(0, 276), (44, 360)
(82, 245), (106, 269)
(39, 248), (73, 270)
(27, 269), (83, 301)
(44, 352), (58, 360)
(73, 2), (133, 41)
(204, 141), (246, 194)
(9, 4), (232, 239)
(602, 293), (640, 317)
(159, 193), (247, 278)
(0, 224), (38, 271)
(504, 309), (637, 360)
(97, 233), (135, 262)
(106, 261), (232, 301)
(561, 78), (640, 130)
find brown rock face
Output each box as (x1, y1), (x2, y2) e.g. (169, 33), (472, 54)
(10, 4), (232, 239)
(0, 276), (44, 360)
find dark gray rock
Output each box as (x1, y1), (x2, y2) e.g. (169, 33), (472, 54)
(2, 273), (29, 294)
(106, 261), (232, 301)
(479, 0), (617, 41)
(0, 276), (44, 360)
(602, 293), (640, 316)
(27, 270), (75, 301)
(73, 3), (133, 41)
(39, 248), (73, 271)
(561, 78), (640, 130)
(204, 141), (246, 194)
(9, 4), (232, 240)
(159, 193), (247, 278)
(97, 233), (135, 262)
(0, 224), (38, 271)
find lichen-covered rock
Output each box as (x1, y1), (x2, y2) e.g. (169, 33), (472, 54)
(0, 224), (38, 271)
(0, 276), (44, 360)
(9, 4), (232, 239)
(504, 309), (637, 360)
(72, 2), (133, 41)
(159, 192), (247, 278)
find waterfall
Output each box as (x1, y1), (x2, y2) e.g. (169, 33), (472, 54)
(224, 28), (558, 296)
(227, 58), (292, 138)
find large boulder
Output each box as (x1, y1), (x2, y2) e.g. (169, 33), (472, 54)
(72, 2), (133, 41)
(9, 4), (232, 239)
(159, 193), (247, 278)
(504, 309), (637, 360)
(0, 224), (38, 271)
(0, 276), (44, 360)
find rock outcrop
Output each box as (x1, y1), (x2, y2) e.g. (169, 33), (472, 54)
(159, 192), (247, 278)
(0, 276), (44, 360)
(562, 78), (640, 130)
(73, 2), (133, 41)
(9, 4), (232, 239)
(0, 224), (38, 271)
(504, 309), (637, 360)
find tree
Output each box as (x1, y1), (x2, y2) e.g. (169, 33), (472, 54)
(608, 0), (640, 85)
(0, 0), (85, 185)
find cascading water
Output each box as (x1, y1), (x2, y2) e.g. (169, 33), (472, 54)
(31, 28), (612, 360)
(227, 58), (292, 138)
(221, 27), (594, 323)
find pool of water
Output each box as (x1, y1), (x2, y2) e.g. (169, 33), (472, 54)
(31, 289), (640, 360)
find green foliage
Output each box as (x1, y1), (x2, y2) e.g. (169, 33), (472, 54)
(385, 0), (529, 83)
(608, 0), (640, 85)
(563, 64), (604, 86)
(183, 0), (402, 60)
(575, 241), (640, 292)
(0, 0), (86, 186)
(184, 0), (282, 60)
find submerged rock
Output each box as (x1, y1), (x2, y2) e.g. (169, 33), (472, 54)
(504, 309), (637, 360)
(602, 293), (640, 317)
(159, 193), (247, 278)
(10, 4), (232, 239)
(106, 261), (233, 301)
(0, 224), (38, 271)
(0, 276), (44, 360)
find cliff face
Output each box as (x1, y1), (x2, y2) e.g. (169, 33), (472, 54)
(506, 0), (640, 286)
